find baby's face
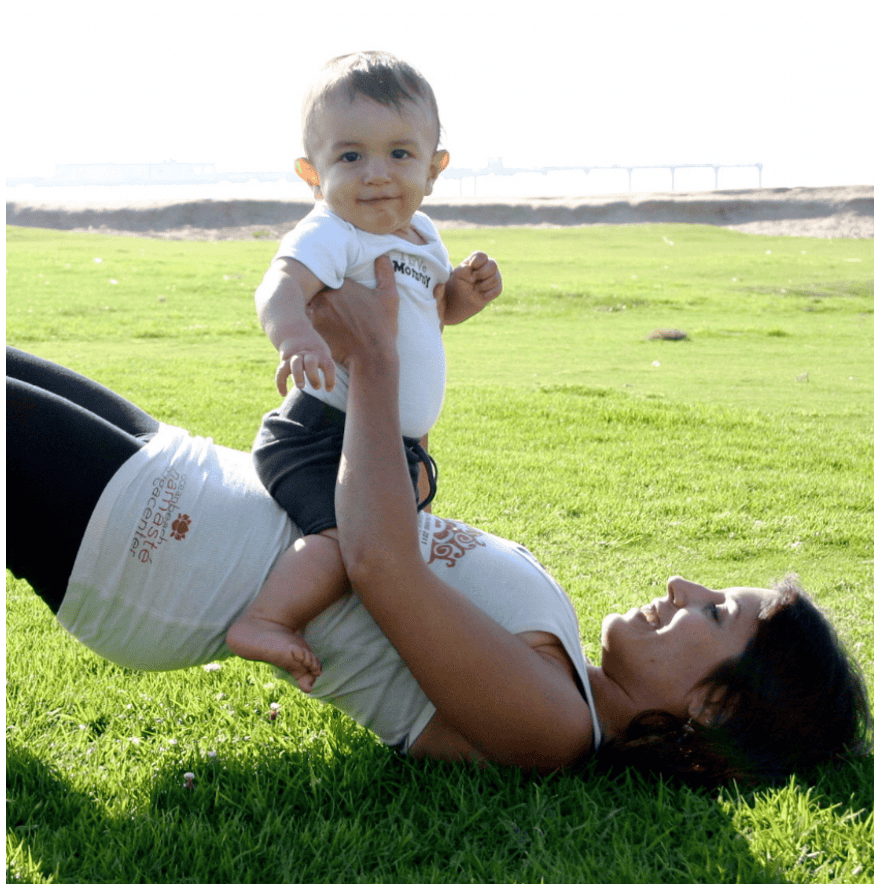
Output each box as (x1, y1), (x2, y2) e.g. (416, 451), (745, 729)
(303, 93), (447, 237)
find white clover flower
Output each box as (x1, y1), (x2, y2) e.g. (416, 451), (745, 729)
(203, 662), (222, 672)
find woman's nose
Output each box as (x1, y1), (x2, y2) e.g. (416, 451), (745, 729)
(667, 576), (711, 606)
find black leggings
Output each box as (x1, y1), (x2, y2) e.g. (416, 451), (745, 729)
(6, 347), (160, 612)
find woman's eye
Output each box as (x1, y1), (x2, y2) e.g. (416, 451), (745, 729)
(708, 603), (721, 622)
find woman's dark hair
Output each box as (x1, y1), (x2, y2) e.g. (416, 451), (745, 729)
(597, 575), (871, 789)
(302, 51), (441, 157)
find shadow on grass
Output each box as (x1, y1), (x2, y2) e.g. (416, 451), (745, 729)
(7, 740), (808, 883)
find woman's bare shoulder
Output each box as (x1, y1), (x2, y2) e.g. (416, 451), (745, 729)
(407, 712), (487, 764)
(409, 631), (594, 769)
(517, 631), (576, 678)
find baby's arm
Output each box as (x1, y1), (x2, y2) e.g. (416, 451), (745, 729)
(440, 252), (503, 326)
(255, 257), (337, 395)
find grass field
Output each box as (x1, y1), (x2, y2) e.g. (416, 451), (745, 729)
(6, 224), (874, 883)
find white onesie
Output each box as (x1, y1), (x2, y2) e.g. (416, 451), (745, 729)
(274, 204), (452, 438)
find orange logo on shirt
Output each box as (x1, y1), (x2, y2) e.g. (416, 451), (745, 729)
(427, 518), (485, 567)
(170, 514), (192, 540)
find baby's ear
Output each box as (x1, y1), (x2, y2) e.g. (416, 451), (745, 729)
(425, 150), (450, 195)
(295, 158), (322, 197)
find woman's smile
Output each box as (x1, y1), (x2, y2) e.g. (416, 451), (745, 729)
(601, 577), (779, 716)
(640, 601), (667, 628)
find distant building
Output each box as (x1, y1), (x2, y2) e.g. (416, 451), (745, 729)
(6, 160), (294, 187)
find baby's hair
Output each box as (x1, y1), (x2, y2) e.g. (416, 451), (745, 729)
(301, 51), (441, 157)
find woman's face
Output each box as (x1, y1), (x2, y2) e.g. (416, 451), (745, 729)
(600, 577), (778, 718)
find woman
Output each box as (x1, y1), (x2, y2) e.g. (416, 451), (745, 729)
(6, 258), (870, 786)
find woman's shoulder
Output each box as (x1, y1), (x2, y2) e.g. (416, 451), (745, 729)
(409, 681), (595, 769)
(407, 630), (594, 767)
(518, 630), (576, 676)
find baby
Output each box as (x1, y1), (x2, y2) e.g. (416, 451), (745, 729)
(226, 51), (502, 691)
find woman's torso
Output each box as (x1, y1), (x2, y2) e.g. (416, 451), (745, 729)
(58, 425), (299, 670)
(58, 426), (600, 752)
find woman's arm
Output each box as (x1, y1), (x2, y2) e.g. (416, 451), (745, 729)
(310, 258), (593, 770)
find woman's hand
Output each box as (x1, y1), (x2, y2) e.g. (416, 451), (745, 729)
(306, 256), (399, 370)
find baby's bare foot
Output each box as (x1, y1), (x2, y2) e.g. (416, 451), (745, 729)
(227, 617), (322, 692)
(283, 635), (322, 693)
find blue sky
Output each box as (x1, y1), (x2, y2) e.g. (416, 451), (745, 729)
(5, 0), (872, 189)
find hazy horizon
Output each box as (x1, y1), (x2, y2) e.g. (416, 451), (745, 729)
(5, 0), (871, 192)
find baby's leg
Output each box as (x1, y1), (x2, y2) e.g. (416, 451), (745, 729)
(226, 531), (347, 692)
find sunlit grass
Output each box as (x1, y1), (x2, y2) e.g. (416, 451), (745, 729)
(6, 224), (874, 883)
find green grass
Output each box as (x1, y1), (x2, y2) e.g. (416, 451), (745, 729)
(6, 224), (874, 883)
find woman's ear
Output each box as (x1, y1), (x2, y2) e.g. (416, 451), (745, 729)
(424, 150), (450, 195)
(687, 685), (730, 727)
(295, 158), (322, 198)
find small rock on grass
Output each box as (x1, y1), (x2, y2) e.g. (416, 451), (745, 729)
(648, 329), (688, 340)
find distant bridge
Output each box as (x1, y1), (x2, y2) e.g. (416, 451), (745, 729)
(440, 158), (764, 194)
(7, 158), (764, 194)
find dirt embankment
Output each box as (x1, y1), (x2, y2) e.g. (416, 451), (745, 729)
(6, 185), (873, 240)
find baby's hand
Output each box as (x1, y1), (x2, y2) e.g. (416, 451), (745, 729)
(442, 252), (502, 325)
(276, 326), (336, 397)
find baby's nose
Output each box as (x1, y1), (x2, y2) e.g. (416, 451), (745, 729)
(363, 159), (390, 181)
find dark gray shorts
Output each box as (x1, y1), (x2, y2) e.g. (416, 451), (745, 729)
(253, 390), (436, 536)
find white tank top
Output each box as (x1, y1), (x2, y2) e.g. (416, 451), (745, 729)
(58, 424), (601, 752)
(302, 516), (603, 753)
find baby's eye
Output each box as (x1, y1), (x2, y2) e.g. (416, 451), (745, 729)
(391, 148), (411, 159)
(339, 151), (360, 163)
(707, 603), (722, 622)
